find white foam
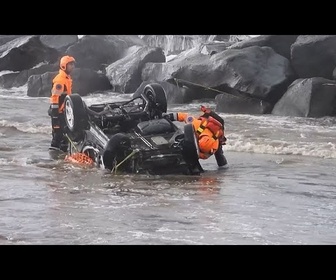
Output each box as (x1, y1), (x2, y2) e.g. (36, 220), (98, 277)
(0, 120), (50, 134)
(0, 157), (28, 166)
(225, 132), (336, 159)
(0, 85), (29, 99)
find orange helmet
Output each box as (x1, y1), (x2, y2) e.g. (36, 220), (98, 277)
(60, 55), (75, 70)
(198, 135), (219, 159)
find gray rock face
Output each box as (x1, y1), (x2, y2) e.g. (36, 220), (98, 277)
(215, 92), (272, 114)
(106, 46), (165, 93)
(141, 35), (212, 55)
(272, 77), (336, 117)
(65, 35), (143, 71)
(229, 35), (299, 59)
(27, 72), (55, 97)
(142, 46), (294, 101)
(133, 80), (193, 104)
(71, 68), (112, 95)
(291, 35), (336, 79)
(199, 41), (234, 55)
(39, 35), (78, 52)
(27, 68), (112, 97)
(0, 35), (59, 71)
(0, 63), (58, 88)
(0, 35), (24, 45)
(1, 34), (336, 118)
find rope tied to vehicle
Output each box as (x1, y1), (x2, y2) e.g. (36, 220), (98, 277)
(111, 149), (140, 174)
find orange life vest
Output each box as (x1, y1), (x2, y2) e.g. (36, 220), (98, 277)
(196, 106), (225, 159)
(196, 106), (225, 139)
(176, 107), (226, 159)
(50, 69), (73, 113)
(196, 115), (224, 141)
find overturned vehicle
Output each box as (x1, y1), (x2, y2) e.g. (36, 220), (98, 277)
(62, 83), (204, 175)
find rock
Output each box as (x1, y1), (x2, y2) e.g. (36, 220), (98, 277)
(27, 68), (112, 97)
(65, 35), (145, 71)
(106, 46), (165, 93)
(291, 35), (336, 79)
(0, 35), (59, 71)
(215, 92), (272, 114)
(142, 46), (294, 102)
(229, 35), (298, 59)
(272, 77), (336, 117)
(39, 35), (78, 52)
(133, 80), (193, 104)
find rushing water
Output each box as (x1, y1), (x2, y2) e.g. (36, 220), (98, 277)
(1, 86), (335, 245)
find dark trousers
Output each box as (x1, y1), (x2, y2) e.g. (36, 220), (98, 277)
(50, 113), (68, 152)
(215, 145), (227, 166)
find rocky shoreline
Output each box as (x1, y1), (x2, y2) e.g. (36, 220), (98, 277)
(1, 35), (336, 118)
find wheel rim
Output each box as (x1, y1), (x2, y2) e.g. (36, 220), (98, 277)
(65, 99), (74, 129)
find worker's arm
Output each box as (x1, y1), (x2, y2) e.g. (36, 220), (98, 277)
(163, 112), (192, 123)
(49, 83), (65, 116)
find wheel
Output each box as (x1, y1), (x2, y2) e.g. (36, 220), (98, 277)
(142, 83), (167, 114)
(64, 94), (89, 141)
(182, 124), (204, 173)
(103, 133), (131, 171)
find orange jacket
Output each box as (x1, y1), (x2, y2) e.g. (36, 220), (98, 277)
(176, 112), (225, 159)
(50, 69), (73, 113)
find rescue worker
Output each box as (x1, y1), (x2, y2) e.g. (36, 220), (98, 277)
(48, 55), (76, 152)
(163, 105), (228, 167)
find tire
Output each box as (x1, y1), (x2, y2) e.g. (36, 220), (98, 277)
(103, 133), (131, 170)
(142, 83), (167, 114)
(64, 94), (89, 140)
(182, 124), (204, 173)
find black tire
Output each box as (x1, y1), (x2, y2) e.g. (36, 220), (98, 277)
(64, 94), (89, 139)
(142, 83), (167, 114)
(182, 124), (204, 173)
(103, 133), (131, 170)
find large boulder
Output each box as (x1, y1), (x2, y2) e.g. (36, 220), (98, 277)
(0, 63), (58, 88)
(212, 35), (231, 41)
(27, 68), (112, 97)
(291, 35), (336, 79)
(65, 35), (146, 71)
(132, 80), (193, 104)
(0, 35), (25, 45)
(105, 45), (165, 93)
(272, 77), (336, 117)
(215, 92), (272, 114)
(141, 48), (214, 83)
(229, 35), (299, 59)
(0, 72), (18, 88)
(142, 46), (294, 102)
(71, 68), (112, 95)
(199, 41), (234, 55)
(39, 35), (78, 52)
(0, 35), (59, 71)
(141, 35), (211, 55)
(27, 72), (55, 97)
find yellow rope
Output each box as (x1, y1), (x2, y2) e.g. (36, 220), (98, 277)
(64, 133), (79, 152)
(112, 149), (139, 174)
